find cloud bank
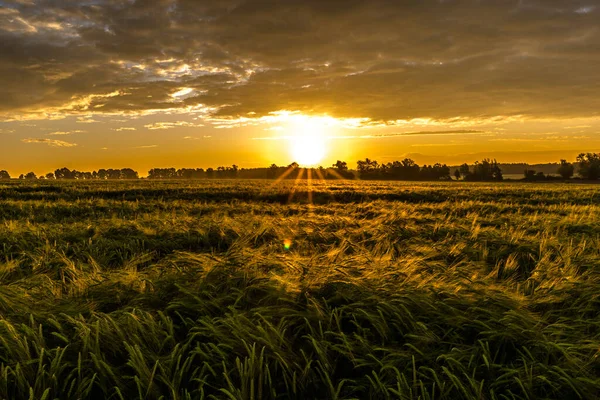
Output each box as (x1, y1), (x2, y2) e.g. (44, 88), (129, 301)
(2, 0), (600, 123)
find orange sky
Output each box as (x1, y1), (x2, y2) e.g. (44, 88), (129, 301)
(1, 0), (600, 176)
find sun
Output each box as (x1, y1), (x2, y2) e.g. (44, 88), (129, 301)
(289, 118), (327, 166)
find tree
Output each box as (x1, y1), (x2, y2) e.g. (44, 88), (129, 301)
(54, 167), (75, 179)
(557, 160), (574, 179)
(524, 169), (536, 181)
(45, 172), (55, 180)
(332, 160), (348, 171)
(576, 153), (600, 180)
(459, 163), (470, 177)
(0, 170), (10, 180)
(356, 158), (380, 179)
(465, 159), (503, 181)
(24, 172), (37, 180)
(454, 169), (461, 180)
(97, 169), (108, 179)
(107, 169), (122, 180)
(120, 168), (139, 179)
(557, 159), (574, 179)
(267, 164), (279, 179)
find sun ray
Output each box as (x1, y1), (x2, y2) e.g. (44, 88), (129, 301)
(307, 168), (313, 205)
(314, 168), (326, 181)
(260, 165), (297, 196)
(325, 168), (348, 181)
(288, 168), (305, 203)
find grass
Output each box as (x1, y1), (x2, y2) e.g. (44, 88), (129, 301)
(0, 179), (599, 399)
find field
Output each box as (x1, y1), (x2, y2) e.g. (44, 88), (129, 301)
(1, 179), (599, 399)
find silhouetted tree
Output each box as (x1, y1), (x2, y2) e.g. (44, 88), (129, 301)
(45, 172), (55, 180)
(120, 168), (138, 179)
(332, 160), (348, 171)
(0, 170), (10, 180)
(25, 172), (37, 180)
(576, 153), (600, 180)
(148, 168), (176, 179)
(357, 158), (380, 179)
(96, 169), (108, 179)
(454, 169), (461, 180)
(267, 164), (279, 179)
(524, 169), (536, 181)
(459, 163), (470, 177)
(464, 159), (503, 181)
(557, 159), (574, 179)
(54, 167), (75, 179)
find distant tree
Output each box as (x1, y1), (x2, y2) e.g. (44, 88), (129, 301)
(193, 168), (205, 179)
(25, 172), (37, 180)
(230, 165), (239, 178)
(557, 159), (574, 179)
(454, 169), (461, 180)
(268, 164), (279, 179)
(18, 174), (24, 180)
(106, 169), (121, 180)
(176, 168), (193, 179)
(465, 159), (503, 181)
(54, 167), (75, 179)
(205, 167), (214, 179)
(576, 153), (600, 180)
(356, 158), (380, 178)
(120, 168), (139, 179)
(524, 169), (536, 181)
(97, 169), (108, 179)
(459, 163), (470, 177)
(0, 170), (10, 180)
(536, 171), (546, 180)
(45, 172), (55, 180)
(332, 160), (348, 171)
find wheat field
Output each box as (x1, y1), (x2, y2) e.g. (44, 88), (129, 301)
(0, 179), (599, 399)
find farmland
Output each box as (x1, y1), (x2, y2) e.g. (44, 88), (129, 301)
(0, 179), (599, 399)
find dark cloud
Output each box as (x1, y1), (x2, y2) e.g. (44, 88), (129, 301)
(2, 0), (600, 121)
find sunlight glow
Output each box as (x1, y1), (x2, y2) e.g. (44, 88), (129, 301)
(289, 117), (328, 166)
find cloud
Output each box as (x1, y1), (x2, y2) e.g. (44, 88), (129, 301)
(370, 130), (485, 137)
(183, 135), (212, 139)
(22, 138), (77, 147)
(1, 1), (600, 123)
(48, 130), (85, 135)
(144, 121), (204, 130)
(134, 144), (158, 149)
(113, 127), (137, 131)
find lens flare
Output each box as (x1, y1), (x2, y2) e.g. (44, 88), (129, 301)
(283, 239), (292, 250)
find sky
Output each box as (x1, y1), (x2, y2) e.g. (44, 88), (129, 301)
(1, 0), (600, 176)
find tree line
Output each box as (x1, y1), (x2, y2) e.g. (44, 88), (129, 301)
(1, 153), (599, 181)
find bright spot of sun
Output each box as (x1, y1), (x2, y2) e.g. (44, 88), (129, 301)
(289, 118), (327, 166)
